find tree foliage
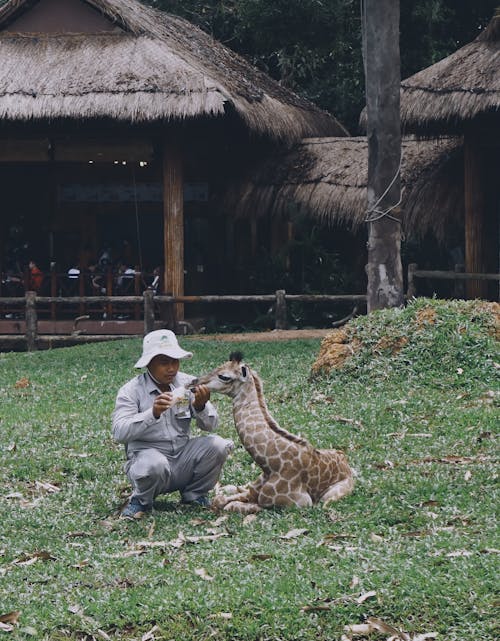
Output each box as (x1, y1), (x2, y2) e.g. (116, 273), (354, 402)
(146, 0), (498, 133)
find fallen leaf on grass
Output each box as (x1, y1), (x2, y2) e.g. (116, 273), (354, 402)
(34, 480), (60, 493)
(242, 513), (258, 525)
(12, 551), (55, 566)
(280, 528), (308, 540)
(141, 625), (160, 641)
(0, 622), (15, 632)
(301, 604), (331, 613)
(344, 617), (411, 640)
(446, 550), (473, 557)
(369, 533), (384, 543)
(6, 443), (16, 452)
(0, 612), (20, 625)
(413, 634), (438, 641)
(194, 567), (214, 581)
(14, 378), (30, 388)
(356, 591), (377, 604)
(250, 554), (273, 561)
(209, 612), (232, 620)
(331, 415), (363, 428)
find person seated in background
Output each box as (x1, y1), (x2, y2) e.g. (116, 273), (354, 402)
(149, 266), (162, 294)
(67, 265), (81, 295)
(88, 263), (106, 295)
(28, 260), (43, 293)
(115, 262), (136, 295)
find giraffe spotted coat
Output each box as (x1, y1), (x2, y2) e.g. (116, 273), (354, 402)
(189, 352), (354, 514)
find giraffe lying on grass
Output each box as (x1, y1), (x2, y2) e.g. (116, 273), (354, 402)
(189, 352), (354, 513)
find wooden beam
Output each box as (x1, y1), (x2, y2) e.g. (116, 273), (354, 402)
(162, 142), (184, 325)
(464, 137), (488, 299)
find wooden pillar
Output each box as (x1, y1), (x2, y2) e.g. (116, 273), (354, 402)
(464, 136), (488, 299)
(162, 143), (184, 326)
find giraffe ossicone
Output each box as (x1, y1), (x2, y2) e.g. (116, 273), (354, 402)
(190, 352), (354, 514)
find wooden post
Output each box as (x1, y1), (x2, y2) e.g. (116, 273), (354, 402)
(275, 289), (287, 330)
(464, 136), (487, 299)
(25, 291), (38, 352)
(163, 143), (184, 327)
(143, 289), (155, 336)
(78, 268), (85, 315)
(50, 264), (57, 321)
(407, 263), (417, 299)
(454, 263), (465, 299)
(363, 0), (404, 311)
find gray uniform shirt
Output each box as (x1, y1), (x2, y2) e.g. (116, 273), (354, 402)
(112, 371), (218, 458)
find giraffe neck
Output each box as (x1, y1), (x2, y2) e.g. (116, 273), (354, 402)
(232, 380), (269, 462)
(231, 371), (309, 467)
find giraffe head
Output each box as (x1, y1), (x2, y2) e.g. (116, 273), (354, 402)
(190, 352), (250, 398)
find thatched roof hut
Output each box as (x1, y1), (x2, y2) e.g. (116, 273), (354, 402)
(397, 9), (500, 299)
(400, 9), (500, 135)
(0, 0), (346, 141)
(226, 136), (463, 243)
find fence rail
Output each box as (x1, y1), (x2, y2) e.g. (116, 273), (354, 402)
(0, 289), (367, 350)
(407, 263), (500, 299)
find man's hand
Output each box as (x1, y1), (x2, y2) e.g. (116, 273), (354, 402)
(152, 391), (175, 419)
(192, 384), (211, 412)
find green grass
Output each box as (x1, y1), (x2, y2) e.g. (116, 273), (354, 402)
(0, 298), (498, 640)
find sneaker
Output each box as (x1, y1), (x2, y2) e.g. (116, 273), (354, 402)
(121, 497), (152, 519)
(182, 495), (211, 508)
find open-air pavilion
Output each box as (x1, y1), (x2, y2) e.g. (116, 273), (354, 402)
(0, 0), (346, 334)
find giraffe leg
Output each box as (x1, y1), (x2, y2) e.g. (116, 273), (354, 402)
(319, 476), (354, 506)
(212, 476), (263, 511)
(223, 500), (262, 514)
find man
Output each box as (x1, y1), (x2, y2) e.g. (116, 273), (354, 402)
(113, 329), (233, 519)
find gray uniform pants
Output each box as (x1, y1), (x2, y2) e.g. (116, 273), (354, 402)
(126, 435), (233, 506)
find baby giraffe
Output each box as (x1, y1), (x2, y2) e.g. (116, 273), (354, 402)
(189, 352), (354, 513)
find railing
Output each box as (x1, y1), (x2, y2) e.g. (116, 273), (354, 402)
(407, 263), (500, 299)
(0, 290), (367, 350)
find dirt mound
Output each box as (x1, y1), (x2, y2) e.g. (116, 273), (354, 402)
(311, 299), (500, 377)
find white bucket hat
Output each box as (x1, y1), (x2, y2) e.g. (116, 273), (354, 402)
(134, 329), (192, 368)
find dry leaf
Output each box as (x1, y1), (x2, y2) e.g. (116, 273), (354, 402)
(367, 617), (410, 640)
(356, 590), (377, 604)
(413, 634), (438, 641)
(280, 528), (308, 540)
(0, 622), (14, 632)
(344, 623), (374, 635)
(370, 533), (384, 543)
(142, 625), (160, 641)
(301, 604), (331, 612)
(194, 567), (214, 581)
(464, 470), (472, 481)
(14, 378), (30, 388)
(0, 612), (20, 625)
(96, 630), (112, 641)
(350, 575), (360, 589)
(243, 514), (258, 525)
(446, 550), (473, 557)
(34, 481), (60, 493)
(209, 612), (232, 620)
(250, 554), (273, 561)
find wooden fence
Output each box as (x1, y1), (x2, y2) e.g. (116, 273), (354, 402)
(407, 263), (500, 299)
(0, 290), (367, 351)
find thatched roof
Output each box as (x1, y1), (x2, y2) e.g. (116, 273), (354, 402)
(0, 0), (347, 141)
(226, 136), (464, 242)
(399, 9), (500, 134)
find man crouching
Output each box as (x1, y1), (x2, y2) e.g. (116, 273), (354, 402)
(112, 330), (233, 518)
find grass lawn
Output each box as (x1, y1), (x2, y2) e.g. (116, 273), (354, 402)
(0, 299), (498, 641)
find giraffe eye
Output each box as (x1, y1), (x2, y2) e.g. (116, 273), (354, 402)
(218, 374), (231, 382)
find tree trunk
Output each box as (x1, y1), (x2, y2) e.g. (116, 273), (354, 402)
(364, 0), (404, 311)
